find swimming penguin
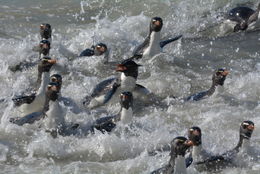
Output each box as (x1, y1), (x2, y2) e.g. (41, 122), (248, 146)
(227, 3), (260, 32)
(58, 43), (110, 63)
(187, 126), (235, 172)
(10, 82), (60, 127)
(185, 68), (229, 101)
(132, 17), (182, 59)
(150, 136), (193, 174)
(12, 57), (56, 115)
(92, 91), (133, 133)
(40, 23), (52, 42)
(217, 120), (255, 167)
(83, 59), (150, 109)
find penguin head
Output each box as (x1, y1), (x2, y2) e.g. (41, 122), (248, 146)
(170, 136), (193, 157)
(116, 59), (141, 78)
(39, 39), (51, 55)
(50, 74), (62, 92)
(46, 82), (60, 101)
(150, 17), (163, 32)
(240, 120), (254, 139)
(120, 91), (133, 109)
(38, 56), (56, 73)
(188, 126), (202, 146)
(40, 23), (52, 39)
(93, 43), (107, 56)
(212, 68), (229, 86)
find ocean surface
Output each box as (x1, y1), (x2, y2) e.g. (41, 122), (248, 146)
(0, 0), (260, 173)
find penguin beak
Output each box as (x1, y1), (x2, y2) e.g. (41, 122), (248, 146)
(116, 64), (127, 72)
(185, 140), (194, 147)
(221, 70), (229, 76)
(247, 124), (255, 131)
(154, 20), (161, 26)
(47, 59), (57, 64)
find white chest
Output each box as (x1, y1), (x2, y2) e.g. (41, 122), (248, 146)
(120, 108), (133, 124)
(120, 73), (136, 92)
(21, 72), (50, 115)
(174, 156), (187, 174)
(43, 101), (65, 130)
(143, 32), (161, 57)
(192, 145), (209, 162)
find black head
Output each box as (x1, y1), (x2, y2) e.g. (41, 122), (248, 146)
(150, 17), (163, 32)
(40, 23), (52, 39)
(39, 39), (51, 55)
(240, 120), (255, 139)
(50, 74), (62, 91)
(188, 126), (202, 146)
(38, 56), (56, 73)
(46, 82), (59, 101)
(93, 43), (107, 56)
(120, 92), (133, 109)
(212, 68), (229, 86)
(116, 59), (141, 78)
(170, 136), (193, 157)
(234, 22), (248, 32)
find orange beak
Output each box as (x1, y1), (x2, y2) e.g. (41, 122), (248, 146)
(247, 124), (255, 131)
(185, 140), (194, 146)
(116, 64), (127, 72)
(222, 70), (229, 76)
(47, 59), (57, 64)
(154, 20), (160, 26)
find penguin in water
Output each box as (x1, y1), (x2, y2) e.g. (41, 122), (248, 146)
(10, 40), (52, 72)
(131, 17), (182, 60)
(59, 42), (110, 63)
(12, 57), (56, 115)
(187, 126), (228, 172)
(40, 23), (52, 42)
(91, 91), (134, 133)
(185, 68), (229, 101)
(150, 136), (193, 174)
(49, 74), (82, 114)
(227, 3), (260, 32)
(10, 82), (60, 127)
(83, 59), (151, 109)
(216, 120), (255, 167)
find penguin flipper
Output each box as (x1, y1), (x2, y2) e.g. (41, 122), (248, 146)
(91, 77), (119, 99)
(94, 116), (116, 133)
(185, 156), (193, 168)
(10, 111), (45, 126)
(132, 36), (150, 58)
(79, 48), (95, 57)
(160, 35), (182, 48)
(12, 94), (36, 106)
(185, 91), (208, 101)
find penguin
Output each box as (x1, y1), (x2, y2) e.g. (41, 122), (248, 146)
(40, 23), (52, 42)
(83, 59), (151, 109)
(185, 68), (229, 101)
(150, 136), (193, 174)
(50, 74), (82, 114)
(12, 57), (56, 115)
(9, 40), (52, 72)
(59, 43), (110, 63)
(92, 91), (133, 133)
(227, 3), (260, 32)
(132, 17), (182, 59)
(187, 126), (235, 172)
(10, 82), (60, 127)
(216, 120), (255, 167)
